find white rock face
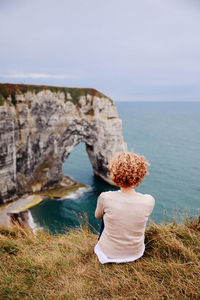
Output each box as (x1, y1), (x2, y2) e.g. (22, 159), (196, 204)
(0, 87), (127, 203)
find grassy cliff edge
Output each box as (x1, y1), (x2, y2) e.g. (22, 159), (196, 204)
(0, 83), (114, 106)
(0, 216), (199, 299)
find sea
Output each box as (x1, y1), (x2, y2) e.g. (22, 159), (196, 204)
(30, 102), (200, 234)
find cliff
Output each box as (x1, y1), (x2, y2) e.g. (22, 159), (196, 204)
(0, 83), (126, 203)
(0, 215), (199, 299)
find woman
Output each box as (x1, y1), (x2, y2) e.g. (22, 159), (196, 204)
(94, 152), (155, 264)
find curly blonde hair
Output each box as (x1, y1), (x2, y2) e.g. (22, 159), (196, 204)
(109, 152), (150, 188)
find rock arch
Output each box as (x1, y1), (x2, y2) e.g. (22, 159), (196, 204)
(0, 84), (127, 203)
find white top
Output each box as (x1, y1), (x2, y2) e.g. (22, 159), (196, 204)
(94, 242), (145, 264)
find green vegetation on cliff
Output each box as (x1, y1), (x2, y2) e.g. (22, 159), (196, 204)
(0, 216), (199, 299)
(0, 83), (113, 106)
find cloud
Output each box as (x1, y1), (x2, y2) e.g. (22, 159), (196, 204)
(0, 72), (79, 80)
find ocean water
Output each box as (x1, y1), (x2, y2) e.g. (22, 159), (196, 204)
(30, 102), (200, 234)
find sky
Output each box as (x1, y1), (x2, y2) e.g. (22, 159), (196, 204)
(0, 0), (200, 101)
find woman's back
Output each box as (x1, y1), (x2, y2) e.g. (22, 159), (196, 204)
(95, 190), (155, 259)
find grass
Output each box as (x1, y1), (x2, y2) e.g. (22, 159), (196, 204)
(0, 215), (200, 299)
(0, 94), (5, 106)
(0, 83), (114, 106)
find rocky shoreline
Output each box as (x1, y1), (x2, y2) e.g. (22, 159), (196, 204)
(0, 175), (89, 230)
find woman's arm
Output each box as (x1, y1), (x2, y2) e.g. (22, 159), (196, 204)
(145, 195), (155, 217)
(95, 193), (105, 219)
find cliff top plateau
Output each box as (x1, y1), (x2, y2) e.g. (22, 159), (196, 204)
(0, 215), (199, 299)
(0, 83), (113, 106)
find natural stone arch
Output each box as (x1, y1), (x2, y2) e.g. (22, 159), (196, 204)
(0, 84), (127, 203)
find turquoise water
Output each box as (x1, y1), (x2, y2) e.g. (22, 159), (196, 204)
(30, 102), (200, 234)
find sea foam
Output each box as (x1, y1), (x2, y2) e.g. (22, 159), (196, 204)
(56, 186), (92, 201)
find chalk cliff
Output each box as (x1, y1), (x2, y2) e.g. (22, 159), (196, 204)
(0, 83), (126, 203)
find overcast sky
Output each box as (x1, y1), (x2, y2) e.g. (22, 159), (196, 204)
(0, 0), (200, 101)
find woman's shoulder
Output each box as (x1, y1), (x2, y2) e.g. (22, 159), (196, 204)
(142, 193), (155, 205)
(99, 191), (114, 197)
(99, 191), (155, 204)
(131, 192), (154, 204)
(98, 190), (119, 200)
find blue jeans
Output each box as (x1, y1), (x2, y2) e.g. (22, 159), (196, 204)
(98, 219), (104, 240)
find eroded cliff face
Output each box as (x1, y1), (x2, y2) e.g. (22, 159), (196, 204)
(0, 84), (127, 203)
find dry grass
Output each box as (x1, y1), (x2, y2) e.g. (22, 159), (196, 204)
(0, 216), (200, 300)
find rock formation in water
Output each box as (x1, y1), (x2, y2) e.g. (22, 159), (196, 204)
(0, 83), (127, 204)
